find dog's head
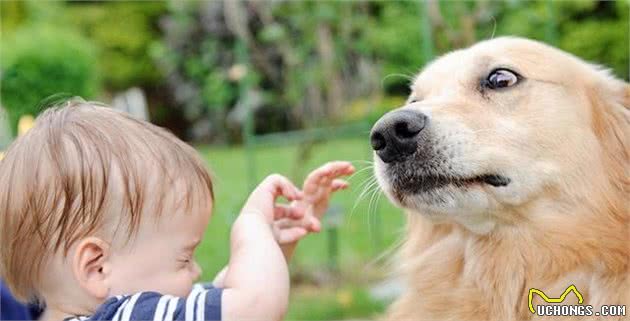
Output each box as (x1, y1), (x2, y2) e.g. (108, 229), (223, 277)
(372, 37), (629, 233)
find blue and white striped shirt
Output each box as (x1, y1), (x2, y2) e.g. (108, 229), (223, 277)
(64, 284), (222, 321)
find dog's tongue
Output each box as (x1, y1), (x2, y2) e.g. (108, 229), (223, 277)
(481, 174), (511, 187)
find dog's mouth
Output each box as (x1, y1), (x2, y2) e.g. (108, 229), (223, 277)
(466, 174), (511, 187)
(391, 172), (511, 195)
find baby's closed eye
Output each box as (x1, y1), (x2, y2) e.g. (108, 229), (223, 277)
(177, 255), (193, 268)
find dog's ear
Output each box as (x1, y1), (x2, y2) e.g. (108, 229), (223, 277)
(587, 75), (629, 188)
(588, 74), (629, 137)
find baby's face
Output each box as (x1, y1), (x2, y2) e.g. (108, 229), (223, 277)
(105, 197), (213, 297)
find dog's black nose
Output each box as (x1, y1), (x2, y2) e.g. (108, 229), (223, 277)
(370, 109), (427, 163)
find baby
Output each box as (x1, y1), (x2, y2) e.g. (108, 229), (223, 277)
(0, 100), (354, 321)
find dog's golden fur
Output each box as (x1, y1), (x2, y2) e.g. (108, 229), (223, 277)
(375, 38), (629, 321)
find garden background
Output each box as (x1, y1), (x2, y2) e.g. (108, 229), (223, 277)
(1, 1), (628, 319)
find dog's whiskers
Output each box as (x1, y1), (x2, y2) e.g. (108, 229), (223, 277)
(347, 165), (374, 182)
(349, 176), (379, 221)
(366, 178), (386, 243)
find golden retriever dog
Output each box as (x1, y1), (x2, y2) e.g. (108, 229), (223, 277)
(370, 37), (629, 321)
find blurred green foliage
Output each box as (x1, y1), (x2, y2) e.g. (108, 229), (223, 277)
(0, 1), (166, 89)
(363, 2), (431, 90)
(558, 1), (629, 78)
(1, 1), (167, 136)
(64, 2), (167, 90)
(1, 24), (99, 134)
(0, 0), (628, 140)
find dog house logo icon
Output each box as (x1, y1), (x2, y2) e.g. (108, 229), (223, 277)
(528, 285), (584, 314)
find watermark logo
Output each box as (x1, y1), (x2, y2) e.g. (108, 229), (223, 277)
(528, 285), (584, 313)
(528, 285), (626, 317)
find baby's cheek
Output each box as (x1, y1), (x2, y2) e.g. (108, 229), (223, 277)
(140, 269), (191, 297)
(173, 269), (196, 297)
(191, 260), (202, 280)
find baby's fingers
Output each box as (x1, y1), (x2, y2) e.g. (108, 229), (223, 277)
(271, 174), (303, 201)
(274, 204), (305, 220)
(307, 161), (355, 186)
(275, 227), (308, 244)
(331, 179), (350, 191)
(275, 214), (321, 233)
(259, 174), (303, 201)
(306, 215), (322, 233)
(242, 174), (303, 221)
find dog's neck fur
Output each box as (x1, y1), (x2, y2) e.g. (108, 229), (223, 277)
(389, 181), (628, 321)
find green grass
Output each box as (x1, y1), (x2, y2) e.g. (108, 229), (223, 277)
(194, 137), (405, 320)
(287, 286), (387, 320)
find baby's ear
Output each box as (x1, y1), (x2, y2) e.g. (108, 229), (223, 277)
(72, 237), (111, 300)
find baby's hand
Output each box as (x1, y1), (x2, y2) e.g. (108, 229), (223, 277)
(265, 162), (354, 262)
(270, 201), (313, 244)
(240, 174), (303, 224)
(273, 161), (355, 245)
(302, 161), (355, 220)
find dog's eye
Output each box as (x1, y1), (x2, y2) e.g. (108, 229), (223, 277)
(483, 69), (519, 89)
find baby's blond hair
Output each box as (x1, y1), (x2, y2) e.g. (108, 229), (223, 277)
(0, 99), (213, 302)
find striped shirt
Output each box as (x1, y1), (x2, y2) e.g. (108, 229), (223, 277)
(63, 284), (222, 321)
